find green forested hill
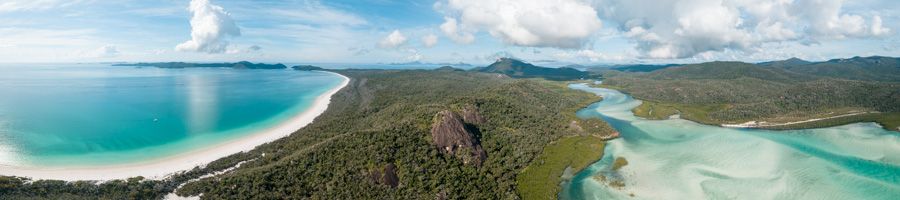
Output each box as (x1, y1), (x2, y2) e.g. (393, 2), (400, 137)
(640, 61), (815, 82)
(756, 57), (812, 67)
(1, 70), (615, 199)
(472, 58), (591, 80)
(603, 57), (900, 129)
(772, 56), (900, 82)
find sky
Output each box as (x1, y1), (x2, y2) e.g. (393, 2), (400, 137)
(0, 0), (898, 65)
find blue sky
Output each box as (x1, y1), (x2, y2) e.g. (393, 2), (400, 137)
(0, 0), (897, 65)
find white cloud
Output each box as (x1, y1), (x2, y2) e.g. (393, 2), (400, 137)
(95, 45), (119, 58)
(437, 0), (602, 49)
(440, 17), (475, 44)
(377, 30), (408, 49)
(175, 0), (241, 54)
(422, 34), (438, 48)
(407, 51), (423, 61)
(871, 16), (891, 36)
(591, 0), (892, 59)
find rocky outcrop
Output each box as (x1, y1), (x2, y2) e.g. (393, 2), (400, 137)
(369, 163), (399, 188)
(431, 110), (487, 166)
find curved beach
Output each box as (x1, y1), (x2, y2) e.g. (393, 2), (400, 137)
(0, 72), (350, 181)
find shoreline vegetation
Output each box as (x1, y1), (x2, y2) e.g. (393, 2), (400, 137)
(599, 56), (900, 132)
(0, 71), (350, 181)
(630, 98), (900, 131)
(516, 80), (617, 200)
(516, 135), (609, 200)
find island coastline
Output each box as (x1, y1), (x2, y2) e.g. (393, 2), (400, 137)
(0, 71), (350, 181)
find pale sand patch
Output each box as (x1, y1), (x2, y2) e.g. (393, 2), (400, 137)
(721, 112), (872, 128)
(0, 71), (349, 181)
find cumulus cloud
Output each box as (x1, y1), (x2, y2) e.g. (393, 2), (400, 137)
(871, 16), (891, 36)
(422, 34), (438, 48)
(436, 0), (602, 49)
(175, 0), (240, 54)
(377, 30), (408, 49)
(439, 17), (475, 44)
(590, 0), (891, 59)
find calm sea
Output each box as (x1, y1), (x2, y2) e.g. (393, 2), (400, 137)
(0, 64), (343, 166)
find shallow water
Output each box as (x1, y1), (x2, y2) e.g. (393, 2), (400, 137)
(563, 83), (900, 200)
(0, 64), (343, 167)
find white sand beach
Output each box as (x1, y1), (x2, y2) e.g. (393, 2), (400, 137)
(720, 112), (872, 128)
(0, 72), (350, 181)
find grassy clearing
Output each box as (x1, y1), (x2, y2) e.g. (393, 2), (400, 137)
(516, 136), (606, 200)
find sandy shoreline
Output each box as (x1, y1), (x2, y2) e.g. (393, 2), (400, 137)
(0, 71), (350, 181)
(720, 112), (872, 128)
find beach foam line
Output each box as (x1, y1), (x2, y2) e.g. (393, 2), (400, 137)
(0, 71), (350, 181)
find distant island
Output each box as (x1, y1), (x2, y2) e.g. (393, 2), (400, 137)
(114, 61), (287, 69)
(291, 65), (324, 71)
(387, 61), (473, 67)
(472, 58), (593, 80)
(433, 66), (464, 72)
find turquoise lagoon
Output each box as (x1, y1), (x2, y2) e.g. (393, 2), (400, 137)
(564, 83), (900, 200)
(0, 64), (344, 167)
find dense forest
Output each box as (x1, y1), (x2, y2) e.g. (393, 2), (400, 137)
(1, 69), (615, 199)
(601, 57), (900, 130)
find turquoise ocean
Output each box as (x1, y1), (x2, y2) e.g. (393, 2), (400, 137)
(0, 64), (344, 167)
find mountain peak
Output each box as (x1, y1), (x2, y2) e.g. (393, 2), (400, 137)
(786, 57), (806, 62)
(757, 57), (811, 67)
